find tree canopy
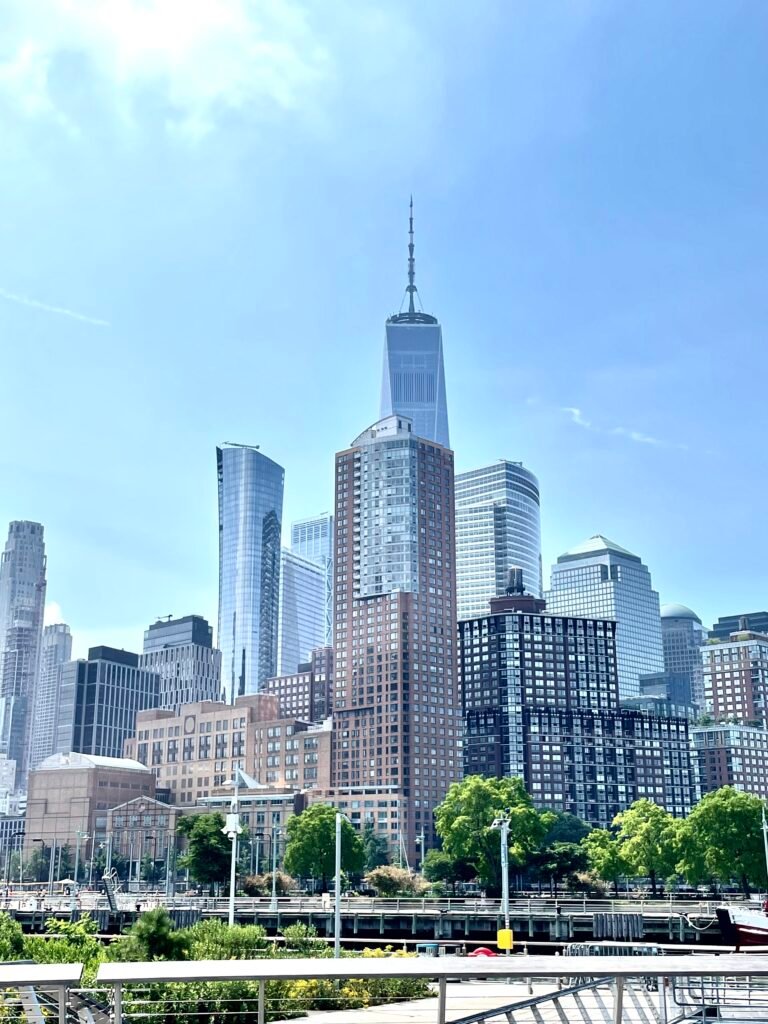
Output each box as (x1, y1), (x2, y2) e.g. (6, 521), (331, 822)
(283, 804), (365, 889)
(177, 813), (233, 887)
(361, 822), (390, 871)
(434, 775), (552, 893)
(613, 799), (677, 896)
(675, 787), (768, 895)
(581, 828), (628, 894)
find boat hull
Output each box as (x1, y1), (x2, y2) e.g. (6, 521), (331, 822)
(716, 906), (768, 948)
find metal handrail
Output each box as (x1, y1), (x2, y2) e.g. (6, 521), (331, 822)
(448, 976), (613, 1024)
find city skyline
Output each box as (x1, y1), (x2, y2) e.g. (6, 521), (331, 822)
(3, 3), (768, 655)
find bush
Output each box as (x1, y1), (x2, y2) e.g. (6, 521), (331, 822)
(187, 918), (269, 959)
(108, 908), (189, 962)
(280, 922), (328, 956)
(242, 871), (295, 896)
(23, 916), (104, 985)
(365, 866), (429, 897)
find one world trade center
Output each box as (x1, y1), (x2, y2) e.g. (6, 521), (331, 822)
(380, 200), (450, 448)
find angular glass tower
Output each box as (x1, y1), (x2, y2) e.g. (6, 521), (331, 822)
(29, 622), (72, 770)
(277, 549), (326, 676)
(290, 512), (334, 647)
(0, 521), (46, 790)
(455, 460), (542, 618)
(380, 200), (449, 448)
(217, 444), (285, 703)
(545, 536), (664, 699)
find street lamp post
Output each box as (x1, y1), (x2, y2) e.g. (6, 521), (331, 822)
(491, 814), (511, 960)
(32, 839), (45, 884)
(223, 770), (244, 927)
(270, 824), (280, 911)
(334, 813), (343, 958)
(74, 831), (90, 892)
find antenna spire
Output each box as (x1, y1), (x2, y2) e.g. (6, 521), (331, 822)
(407, 195), (416, 314)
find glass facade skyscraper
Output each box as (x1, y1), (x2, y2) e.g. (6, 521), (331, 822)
(217, 444), (285, 702)
(379, 201), (449, 448)
(29, 622), (72, 770)
(0, 521), (46, 789)
(141, 615), (222, 711)
(277, 549), (326, 675)
(455, 460), (542, 618)
(545, 535), (664, 699)
(659, 604), (706, 709)
(290, 513), (333, 647)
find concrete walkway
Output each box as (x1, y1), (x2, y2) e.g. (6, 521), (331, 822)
(298, 981), (559, 1024)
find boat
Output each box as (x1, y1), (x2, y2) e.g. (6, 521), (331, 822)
(716, 904), (768, 948)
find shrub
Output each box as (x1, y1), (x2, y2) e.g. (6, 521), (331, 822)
(365, 866), (429, 897)
(242, 871), (295, 896)
(187, 918), (269, 959)
(280, 922), (328, 956)
(108, 907), (189, 962)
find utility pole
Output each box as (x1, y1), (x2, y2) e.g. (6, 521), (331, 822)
(223, 770), (243, 927)
(334, 813), (342, 958)
(492, 813), (511, 959)
(270, 824), (279, 911)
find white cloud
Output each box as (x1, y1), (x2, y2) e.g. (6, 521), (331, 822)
(560, 406), (688, 451)
(43, 601), (63, 625)
(0, 287), (109, 326)
(0, 0), (331, 139)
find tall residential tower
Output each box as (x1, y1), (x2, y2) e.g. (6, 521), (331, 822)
(217, 444), (285, 702)
(0, 521), (46, 789)
(29, 622), (72, 770)
(140, 615), (222, 711)
(277, 549), (326, 675)
(455, 460), (542, 618)
(332, 416), (460, 861)
(380, 201), (449, 448)
(290, 513), (334, 647)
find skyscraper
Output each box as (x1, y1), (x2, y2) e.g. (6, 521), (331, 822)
(55, 646), (159, 759)
(290, 512), (334, 647)
(140, 615), (222, 711)
(217, 444), (285, 702)
(29, 622), (72, 770)
(277, 549), (326, 675)
(545, 535), (664, 699)
(379, 200), (449, 448)
(455, 460), (542, 618)
(333, 415), (460, 861)
(710, 611), (768, 640)
(702, 628), (768, 726)
(0, 521), (46, 789)
(659, 603), (706, 709)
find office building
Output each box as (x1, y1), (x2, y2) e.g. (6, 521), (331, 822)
(277, 550), (326, 675)
(460, 571), (695, 825)
(379, 201), (449, 448)
(0, 521), (46, 790)
(691, 723), (768, 799)
(291, 513), (334, 647)
(55, 647), (160, 760)
(29, 623), (73, 770)
(332, 415), (460, 860)
(217, 443), (285, 701)
(546, 535), (664, 699)
(25, 752), (154, 854)
(125, 693), (332, 803)
(702, 629), (768, 726)
(140, 615), (222, 711)
(264, 646), (334, 722)
(710, 611), (768, 641)
(455, 460), (542, 617)
(659, 604), (706, 709)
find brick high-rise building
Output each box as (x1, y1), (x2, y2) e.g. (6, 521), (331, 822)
(702, 627), (768, 726)
(332, 415), (460, 861)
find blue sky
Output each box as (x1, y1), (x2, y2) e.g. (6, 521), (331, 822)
(1, 0), (766, 656)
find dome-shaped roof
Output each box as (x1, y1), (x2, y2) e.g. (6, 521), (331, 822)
(660, 603), (701, 623)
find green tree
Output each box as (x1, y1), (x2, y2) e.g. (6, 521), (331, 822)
(361, 822), (390, 871)
(109, 907), (190, 962)
(613, 799), (677, 897)
(0, 912), (24, 960)
(140, 854), (163, 884)
(421, 849), (475, 893)
(581, 828), (628, 896)
(284, 804), (364, 890)
(543, 812), (592, 846)
(528, 843), (587, 895)
(434, 775), (551, 894)
(177, 813), (233, 889)
(365, 865), (428, 896)
(24, 916), (104, 984)
(676, 787), (768, 896)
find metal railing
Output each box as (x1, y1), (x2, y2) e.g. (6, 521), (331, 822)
(5, 953), (768, 1024)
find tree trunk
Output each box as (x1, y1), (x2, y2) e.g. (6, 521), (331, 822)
(649, 870), (658, 897)
(741, 873), (751, 898)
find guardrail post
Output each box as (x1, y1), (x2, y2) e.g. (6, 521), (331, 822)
(612, 977), (624, 1024)
(657, 976), (668, 1024)
(258, 978), (265, 1024)
(437, 976), (446, 1024)
(113, 982), (122, 1024)
(57, 985), (67, 1024)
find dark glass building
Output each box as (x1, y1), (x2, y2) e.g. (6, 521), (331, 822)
(141, 615), (222, 711)
(217, 443), (285, 702)
(710, 611), (768, 640)
(460, 573), (695, 825)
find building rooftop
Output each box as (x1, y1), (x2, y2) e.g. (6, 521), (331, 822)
(660, 603), (702, 623)
(558, 535), (640, 563)
(34, 752), (150, 773)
